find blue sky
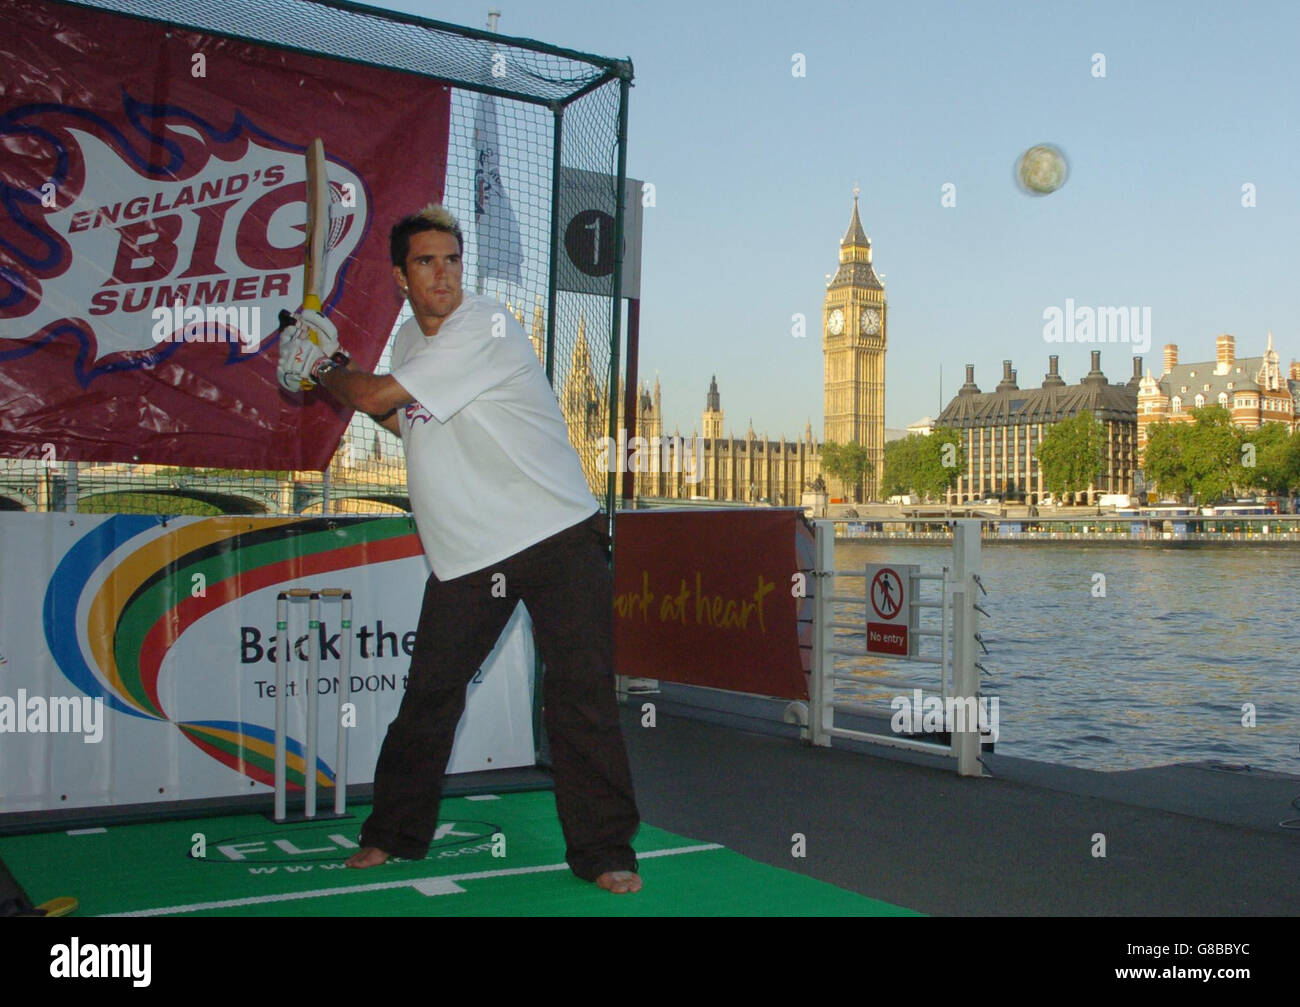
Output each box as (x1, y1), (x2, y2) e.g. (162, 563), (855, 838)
(378, 0), (1300, 437)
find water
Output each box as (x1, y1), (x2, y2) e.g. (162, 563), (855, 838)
(832, 541), (1300, 773)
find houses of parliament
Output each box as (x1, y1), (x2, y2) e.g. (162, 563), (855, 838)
(553, 194), (888, 506)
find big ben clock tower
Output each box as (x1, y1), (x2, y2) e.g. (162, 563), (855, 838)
(823, 187), (886, 502)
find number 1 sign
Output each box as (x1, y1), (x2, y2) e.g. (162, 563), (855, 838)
(556, 167), (643, 299)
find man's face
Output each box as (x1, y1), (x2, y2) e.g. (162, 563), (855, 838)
(395, 228), (464, 326)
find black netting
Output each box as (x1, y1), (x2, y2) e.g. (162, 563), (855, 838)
(550, 82), (624, 511)
(67, 0), (626, 103)
(3, 0), (629, 516)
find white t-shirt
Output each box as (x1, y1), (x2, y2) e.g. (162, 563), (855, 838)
(389, 293), (598, 580)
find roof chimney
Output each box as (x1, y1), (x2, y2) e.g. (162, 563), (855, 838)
(997, 359), (1018, 391)
(1215, 334), (1235, 374)
(1043, 354), (1065, 388)
(1128, 355), (1143, 388)
(1163, 343), (1178, 375)
(958, 364), (981, 396)
(1082, 350), (1108, 385)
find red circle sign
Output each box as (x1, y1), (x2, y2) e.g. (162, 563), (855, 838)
(870, 568), (903, 620)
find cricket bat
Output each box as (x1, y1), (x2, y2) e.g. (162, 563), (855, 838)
(275, 138), (329, 338)
(302, 137), (329, 315)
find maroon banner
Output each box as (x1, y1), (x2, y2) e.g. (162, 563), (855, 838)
(614, 509), (811, 700)
(0, 0), (451, 469)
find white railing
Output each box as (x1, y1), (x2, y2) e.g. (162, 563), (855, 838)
(810, 519), (988, 776)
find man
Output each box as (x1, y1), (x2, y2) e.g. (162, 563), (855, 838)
(278, 204), (641, 894)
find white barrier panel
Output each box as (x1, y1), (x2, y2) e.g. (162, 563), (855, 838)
(0, 514), (535, 814)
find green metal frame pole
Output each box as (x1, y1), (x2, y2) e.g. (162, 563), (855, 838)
(622, 297), (640, 504)
(535, 105), (566, 765)
(604, 74), (630, 536)
(544, 106), (564, 384)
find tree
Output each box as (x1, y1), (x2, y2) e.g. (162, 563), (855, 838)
(1144, 406), (1272, 504)
(821, 441), (873, 500)
(1037, 410), (1107, 498)
(1142, 421), (1193, 500)
(882, 435), (923, 498)
(1182, 406), (1240, 504)
(921, 426), (966, 499)
(884, 429), (966, 500)
(1237, 422), (1300, 498)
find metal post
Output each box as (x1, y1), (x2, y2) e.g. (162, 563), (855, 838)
(952, 518), (980, 593)
(600, 74), (632, 522)
(951, 520), (983, 777)
(950, 584), (980, 776)
(305, 591), (320, 818)
(940, 564), (951, 701)
(622, 297), (640, 504)
(274, 592), (288, 822)
(809, 520), (834, 747)
(544, 108), (563, 385)
(334, 591), (352, 816)
(63, 460), (78, 513)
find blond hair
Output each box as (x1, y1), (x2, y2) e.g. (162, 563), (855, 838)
(390, 203), (463, 266)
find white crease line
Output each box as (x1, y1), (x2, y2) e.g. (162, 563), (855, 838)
(637, 843), (723, 859)
(105, 878), (423, 916)
(105, 843), (725, 916)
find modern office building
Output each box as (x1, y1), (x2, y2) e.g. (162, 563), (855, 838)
(936, 351), (1140, 504)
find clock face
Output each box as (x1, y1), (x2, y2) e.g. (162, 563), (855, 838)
(860, 308), (881, 335)
(827, 309), (845, 335)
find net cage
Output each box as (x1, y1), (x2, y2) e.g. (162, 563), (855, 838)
(0, 0), (632, 517)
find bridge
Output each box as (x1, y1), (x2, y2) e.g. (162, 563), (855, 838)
(0, 460), (410, 516)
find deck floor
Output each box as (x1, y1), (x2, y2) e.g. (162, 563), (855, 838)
(622, 706), (1300, 916)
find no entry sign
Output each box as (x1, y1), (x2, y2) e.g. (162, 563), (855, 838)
(865, 563), (915, 656)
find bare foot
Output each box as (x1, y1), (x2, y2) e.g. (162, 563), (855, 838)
(345, 847), (391, 868)
(595, 870), (642, 894)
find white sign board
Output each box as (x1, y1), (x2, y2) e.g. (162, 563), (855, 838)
(865, 563), (917, 657)
(556, 167), (643, 299)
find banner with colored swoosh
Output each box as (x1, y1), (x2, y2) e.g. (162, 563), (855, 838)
(0, 513), (534, 814)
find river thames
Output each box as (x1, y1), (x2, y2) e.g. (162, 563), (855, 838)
(833, 541), (1299, 773)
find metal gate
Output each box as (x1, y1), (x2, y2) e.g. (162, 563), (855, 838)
(809, 519), (991, 776)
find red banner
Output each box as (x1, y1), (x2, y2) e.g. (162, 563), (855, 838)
(0, 0), (451, 469)
(613, 509), (811, 700)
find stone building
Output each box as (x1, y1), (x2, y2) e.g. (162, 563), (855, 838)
(552, 193), (905, 506)
(936, 351), (1140, 504)
(1136, 334), (1299, 457)
(822, 190), (887, 502)
(556, 314), (665, 500)
(559, 351), (821, 505)
(671, 378), (821, 505)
